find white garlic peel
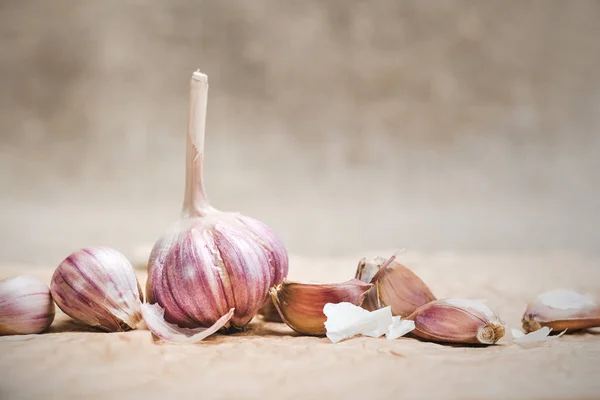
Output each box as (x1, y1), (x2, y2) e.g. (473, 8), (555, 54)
(511, 327), (566, 344)
(50, 247), (143, 332)
(323, 302), (415, 344)
(0, 276), (55, 335)
(141, 303), (234, 344)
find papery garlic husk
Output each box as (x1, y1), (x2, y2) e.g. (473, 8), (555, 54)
(270, 279), (372, 336)
(407, 298), (505, 345)
(146, 71), (288, 333)
(355, 255), (436, 316)
(522, 289), (600, 333)
(323, 302), (415, 343)
(50, 247), (143, 332)
(0, 276), (55, 335)
(257, 298), (284, 323)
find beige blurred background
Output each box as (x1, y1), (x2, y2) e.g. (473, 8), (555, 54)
(0, 0), (599, 266)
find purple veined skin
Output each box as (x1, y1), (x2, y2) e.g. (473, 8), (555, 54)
(0, 275), (55, 335)
(50, 247), (143, 332)
(146, 213), (288, 329)
(146, 71), (289, 333)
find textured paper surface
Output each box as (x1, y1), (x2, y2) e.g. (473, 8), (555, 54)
(0, 251), (599, 399)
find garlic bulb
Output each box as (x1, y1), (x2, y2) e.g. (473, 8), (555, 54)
(355, 255), (435, 316)
(50, 247), (143, 332)
(522, 289), (600, 333)
(0, 276), (55, 335)
(270, 279), (371, 335)
(146, 71), (288, 336)
(407, 298), (505, 345)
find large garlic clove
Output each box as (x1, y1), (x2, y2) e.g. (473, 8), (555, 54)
(522, 289), (600, 333)
(146, 71), (289, 333)
(355, 255), (436, 316)
(0, 276), (55, 335)
(270, 279), (372, 336)
(407, 298), (505, 345)
(50, 247), (143, 332)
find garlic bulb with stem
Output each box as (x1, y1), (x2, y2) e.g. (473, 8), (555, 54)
(0, 276), (55, 335)
(50, 247), (143, 332)
(407, 298), (505, 345)
(270, 279), (372, 336)
(355, 254), (436, 316)
(145, 71), (288, 340)
(522, 289), (600, 333)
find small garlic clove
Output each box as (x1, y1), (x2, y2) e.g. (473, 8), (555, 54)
(522, 289), (600, 333)
(50, 247), (143, 332)
(257, 298), (284, 323)
(407, 298), (505, 345)
(0, 276), (55, 335)
(354, 256), (387, 311)
(356, 255), (436, 316)
(141, 303), (234, 344)
(270, 279), (372, 336)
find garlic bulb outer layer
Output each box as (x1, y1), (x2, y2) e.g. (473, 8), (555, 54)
(0, 276), (55, 335)
(355, 255), (435, 316)
(270, 279), (372, 336)
(407, 298), (505, 345)
(522, 289), (600, 333)
(50, 247), (143, 332)
(146, 71), (289, 332)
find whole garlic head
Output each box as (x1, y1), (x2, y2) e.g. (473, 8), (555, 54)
(50, 247), (143, 332)
(146, 71), (288, 334)
(147, 213), (288, 329)
(0, 275), (55, 335)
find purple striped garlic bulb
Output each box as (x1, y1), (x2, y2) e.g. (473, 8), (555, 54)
(144, 71), (288, 340)
(50, 247), (143, 332)
(0, 276), (55, 335)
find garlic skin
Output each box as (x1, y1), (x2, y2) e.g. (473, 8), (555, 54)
(50, 247), (143, 332)
(407, 298), (505, 345)
(270, 279), (372, 336)
(146, 71), (288, 331)
(0, 276), (55, 335)
(355, 255), (435, 316)
(522, 289), (600, 333)
(323, 302), (415, 343)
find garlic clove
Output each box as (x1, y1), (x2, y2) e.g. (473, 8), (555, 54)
(522, 289), (600, 333)
(141, 303), (234, 344)
(50, 247), (143, 332)
(356, 255), (436, 316)
(270, 279), (372, 336)
(0, 276), (55, 335)
(407, 298), (505, 345)
(257, 298), (284, 323)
